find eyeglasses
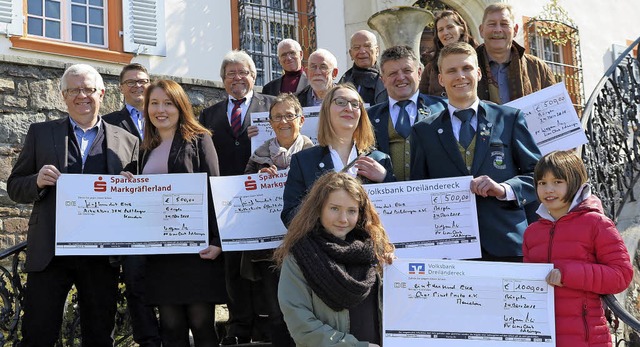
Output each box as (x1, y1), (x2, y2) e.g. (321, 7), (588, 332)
(64, 87), (98, 97)
(225, 70), (251, 79)
(270, 114), (300, 122)
(121, 79), (150, 87)
(308, 64), (330, 73)
(279, 51), (299, 59)
(332, 98), (361, 109)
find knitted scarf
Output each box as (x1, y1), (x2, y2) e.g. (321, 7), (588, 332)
(291, 226), (377, 311)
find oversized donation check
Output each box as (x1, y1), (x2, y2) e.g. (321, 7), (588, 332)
(250, 106), (320, 153)
(210, 171), (288, 251)
(363, 176), (481, 259)
(384, 259), (555, 347)
(55, 173), (209, 255)
(505, 82), (588, 154)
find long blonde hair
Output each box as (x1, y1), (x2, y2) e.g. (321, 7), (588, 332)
(273, 172), (394, 269)
(316, 84), (376, 153)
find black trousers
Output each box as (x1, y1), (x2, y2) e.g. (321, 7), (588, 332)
(122, 255), (161, 347)
(224, 251), (254, 339)
(20, 256), (119, 347)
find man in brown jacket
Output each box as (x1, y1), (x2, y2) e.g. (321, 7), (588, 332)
(476, 3), (556, 104)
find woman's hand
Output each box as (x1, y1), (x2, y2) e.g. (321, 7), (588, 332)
(545, 268), (563, 287)
(368, 344), (380, 347)
(258, 165), (278, 176)
(120, 171), (135, 179)
(199, 245), (222, 260)
(355, 156), (387, 182)
(382, 252), (396, 265)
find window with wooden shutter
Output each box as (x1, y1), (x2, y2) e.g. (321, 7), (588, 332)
(122, 0), (166, 56)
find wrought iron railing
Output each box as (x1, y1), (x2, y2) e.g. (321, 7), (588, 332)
(580, 36), (640, 346)
(0, 241), (134, 346)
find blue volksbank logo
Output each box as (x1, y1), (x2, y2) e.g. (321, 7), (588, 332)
(408, 262), (425, 275)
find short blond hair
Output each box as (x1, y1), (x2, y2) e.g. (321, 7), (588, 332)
(482, 3), (514, 23)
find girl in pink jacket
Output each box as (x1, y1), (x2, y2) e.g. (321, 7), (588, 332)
(523, 150), (633, 347)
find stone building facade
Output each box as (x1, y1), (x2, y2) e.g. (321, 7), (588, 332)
(0, 58), (227, 249)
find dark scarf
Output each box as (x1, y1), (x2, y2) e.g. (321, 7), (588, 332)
(281, 69), (303, 93)
(350, 64), (381, 89)
(477, 42), (533, 103)
(291, 226), (377, 311)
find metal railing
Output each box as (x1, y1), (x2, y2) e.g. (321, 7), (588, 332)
(0, 241), (134, 346)
(580, 36), (640, 346)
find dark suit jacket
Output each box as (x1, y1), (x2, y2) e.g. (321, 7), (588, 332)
(103, 107), (142, 140)
(199, 92), (275, 176)
(410, 101), (541, 257)
(339, 65), (388, 105)
(367, 93), (447, 154)
(141, 132), (221, 246)
(7, 118), (139, 272)
(280, 146), (396, 226)
(261, 72), (308, 97)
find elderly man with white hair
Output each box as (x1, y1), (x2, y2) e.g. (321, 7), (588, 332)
(7, 64), (139, 346)
(297, 48), (339, 107)
(339, 29), (387, 105)
(262, 38), (309, 96)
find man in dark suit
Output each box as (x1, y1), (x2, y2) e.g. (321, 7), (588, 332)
(261, 38), (308, 97)
(410, 42), (541, 261)
(103, 63), (161, 347)
(7, 64), (139, 346)
(367, 45), (447, 181)
(103, 63), (149, 140)
(199, 50), (275, 345)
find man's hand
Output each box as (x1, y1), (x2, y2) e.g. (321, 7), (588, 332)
(37, 165), (61, 189)
(247, 125), (259, 138)
(199, 245), (222, 260)
(470, 175), (506, 198)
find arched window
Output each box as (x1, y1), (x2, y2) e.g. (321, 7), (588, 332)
(524, 0), (584, 114)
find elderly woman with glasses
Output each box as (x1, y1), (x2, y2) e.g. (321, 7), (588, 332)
(241, 93), (314, 346)
(280, 84), (395, 227)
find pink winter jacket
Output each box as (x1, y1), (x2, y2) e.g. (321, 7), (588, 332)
(523, 193), (633, 347)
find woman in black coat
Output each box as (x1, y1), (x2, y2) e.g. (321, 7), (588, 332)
(125, 79), (225, 347)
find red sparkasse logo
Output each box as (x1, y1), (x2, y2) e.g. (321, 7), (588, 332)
(94, 176), (107, 192)
(244, 176), (257, 191)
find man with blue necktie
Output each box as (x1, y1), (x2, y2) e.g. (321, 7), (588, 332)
(410, 42), (541, 262)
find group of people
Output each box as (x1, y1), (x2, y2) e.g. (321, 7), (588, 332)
(6, 3), (633, 347)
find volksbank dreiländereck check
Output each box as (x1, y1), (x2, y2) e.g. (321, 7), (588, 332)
(364, 176), (481, 259)
(383, 259), (555, 347)
(55, 173), (209, 255)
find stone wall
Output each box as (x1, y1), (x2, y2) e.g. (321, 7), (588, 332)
(0, 58), (227, 249)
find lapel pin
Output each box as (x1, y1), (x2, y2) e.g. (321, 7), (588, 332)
(437, 128), (443, 134)
(319, 162), (325, 168)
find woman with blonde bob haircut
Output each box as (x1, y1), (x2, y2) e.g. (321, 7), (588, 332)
(281, 84), (395, 226)
(275, 172), (394, 347)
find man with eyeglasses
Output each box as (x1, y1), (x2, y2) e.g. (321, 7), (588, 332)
(199, 50), (275, 345)
(261, 39), (309, 97)
(297, 48), (339, 107)
(339, 30), (388, 105)
(367, 45), (447, 181)
(7, 64), (139, 346)
(103, 63), (161, 347)
(104, 63), (150, 141)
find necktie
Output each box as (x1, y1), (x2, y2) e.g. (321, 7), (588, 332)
(395, 100), (412, 138)
(230, 98), (246, 137)
(454, 108), (475, 148)
(132, 108), (144, 139)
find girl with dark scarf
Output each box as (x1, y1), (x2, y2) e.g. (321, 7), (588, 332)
(274, 172), (395, 347)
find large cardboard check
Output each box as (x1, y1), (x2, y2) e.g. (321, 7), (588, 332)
(505, 82), (588, 154)
(384, 259), (555, 347)
(210, 171), (288, 251)
(364, 176), (481, 259)
(55, 173), (209, 255)
(250, 106), (320, 153)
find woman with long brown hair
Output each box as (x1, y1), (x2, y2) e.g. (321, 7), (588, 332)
(127, 79), (225, 346)
(275, 172), (394, 347)
(419, 10), (479, 97)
